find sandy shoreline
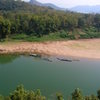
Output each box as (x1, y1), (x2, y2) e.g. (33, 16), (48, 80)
(0, 39), (100, 59)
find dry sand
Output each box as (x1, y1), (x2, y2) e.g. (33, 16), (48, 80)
(0, 39), (100, 59)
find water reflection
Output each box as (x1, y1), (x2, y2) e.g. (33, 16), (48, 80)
(0, 55), (19, 64)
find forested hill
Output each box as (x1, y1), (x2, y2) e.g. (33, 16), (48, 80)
(0, 0), (100, 41)
(0, 0), (56, 13)
(0, 0), (32, 11)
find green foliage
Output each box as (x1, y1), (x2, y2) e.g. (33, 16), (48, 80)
(85, 95), (99, 100)
(11, 34), (28, 40)
(9, 85), (45, 100)
(84, 27), (97, 32)
(1, 85), (100, 100)
(58, 30), (68, 38)
(97, 89), (100, 99)
(0, 95), (4, 100)
(0, 0), (100, 41)
(72, 88), (84, 100)
(78, 17), (85, 28)
(0, 16), (11, 39)
(56, 93), (64, 100)
(90, 95), (99, 100)
(94, 14), (100, 31)
(79, 27), (100, 39)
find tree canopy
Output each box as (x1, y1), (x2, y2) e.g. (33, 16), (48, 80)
(0, 0), (100, 40)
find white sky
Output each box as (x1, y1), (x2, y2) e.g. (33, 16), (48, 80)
(23, 0), (100, 8)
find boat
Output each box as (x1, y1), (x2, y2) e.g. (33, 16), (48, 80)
(57, 58), (72, 62)
(42, 58), (52, 62)
(30, 54), (41, 57)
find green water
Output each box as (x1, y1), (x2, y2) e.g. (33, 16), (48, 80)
(0, 55), (100, 99)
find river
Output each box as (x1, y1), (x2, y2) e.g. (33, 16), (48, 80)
(0, 55), (100, 99)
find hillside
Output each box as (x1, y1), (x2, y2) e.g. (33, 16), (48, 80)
(29, 0), (65, 10)
(0, 0), (100, 41)
(0, 0), (56, 13)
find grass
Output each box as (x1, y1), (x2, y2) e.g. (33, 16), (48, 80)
(5, 32), (70, 42)
(9, 30), (80, 42)
(1, 28), (100, 43)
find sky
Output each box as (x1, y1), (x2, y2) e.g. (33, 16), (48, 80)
(23, 0), (100, 8)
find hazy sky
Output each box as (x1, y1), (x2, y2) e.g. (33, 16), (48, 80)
(23, 0), (100, 8)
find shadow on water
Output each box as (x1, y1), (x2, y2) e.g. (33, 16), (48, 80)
(0, 55), (19, 64)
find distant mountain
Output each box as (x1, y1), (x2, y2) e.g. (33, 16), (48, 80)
(70, 5), (100, 13)
(44, 3), (65, 10)
(30, 0), (42, 6)
(29, 0), (65, 10)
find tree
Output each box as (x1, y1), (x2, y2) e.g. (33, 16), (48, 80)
(72, 88), (84, 100)
(0, 95), (4, 100)
(9, 85), (46, 100)
(78, 17), (85, 28)
(94, 14), (100, 31)
(56, 93), (64, 100)
(97, 89), (100, 100)
(0, 16), (11, 39)
(85, 95), (99, 100)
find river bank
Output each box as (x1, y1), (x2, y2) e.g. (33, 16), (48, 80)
(0, 39), (100, 59)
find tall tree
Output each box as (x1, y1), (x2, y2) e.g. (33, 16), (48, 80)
(72, 88), (84, 100)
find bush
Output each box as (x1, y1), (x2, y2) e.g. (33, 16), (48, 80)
(11, 34), (28, 40)
(59, 30), (68, 38)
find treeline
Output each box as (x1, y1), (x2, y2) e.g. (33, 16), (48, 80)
(0, 85), (100, 100)
(0, 0), (100, 40)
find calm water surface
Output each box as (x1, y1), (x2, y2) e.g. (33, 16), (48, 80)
(0, 55), (100, 99)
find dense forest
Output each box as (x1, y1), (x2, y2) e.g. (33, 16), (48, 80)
(0, 85), (100, 100)
(0, 0), (100, 41)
